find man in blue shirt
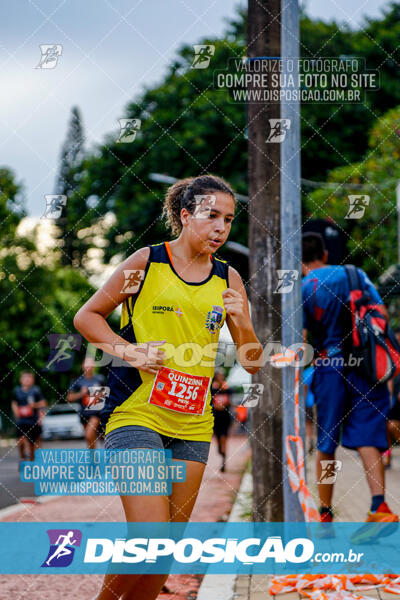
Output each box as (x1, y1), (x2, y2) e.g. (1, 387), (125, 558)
(12, 371), (47, 462)
(67, 357), (105, 449)
(302, 232), (397, 525)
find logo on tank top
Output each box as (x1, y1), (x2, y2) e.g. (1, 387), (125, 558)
(205, 305), (224, 333)
(152, 305), (184, 316)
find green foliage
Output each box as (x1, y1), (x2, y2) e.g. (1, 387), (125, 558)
(71, 4), (400, 268)
(304, 105), (400, 278)
(300, 3), (400, 179)
(0, 167), (25, 245)
(55, 106), (94, 269)
(0, 253), (97, 431)
(0, 168), (100, 432)
(80, 37), (248, 264)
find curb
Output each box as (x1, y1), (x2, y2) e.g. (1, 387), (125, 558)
(196, 469), (252, 600)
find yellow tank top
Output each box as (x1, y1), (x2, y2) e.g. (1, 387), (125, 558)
(103, 241), (229, 442)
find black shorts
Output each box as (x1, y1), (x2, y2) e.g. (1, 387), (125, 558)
(80, 412), (101, 426)
(213, 408), (231, 438)
(388, 400), (400, 422)
(16, 422), (41, 443)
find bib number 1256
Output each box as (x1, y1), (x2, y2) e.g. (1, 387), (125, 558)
(149, 367), (211, 415)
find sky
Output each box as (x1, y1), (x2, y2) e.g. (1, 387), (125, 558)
(0, 0), (391, 217)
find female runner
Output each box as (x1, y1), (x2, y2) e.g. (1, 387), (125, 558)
(74, 174), (263, 600)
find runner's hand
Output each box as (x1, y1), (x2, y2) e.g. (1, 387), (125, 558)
(222, 288), (246, 327)
(123, 341), (166, 375)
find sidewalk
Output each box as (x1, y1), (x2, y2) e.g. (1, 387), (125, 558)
(0, 434), (250, 600)
(234, 445), (400, 600)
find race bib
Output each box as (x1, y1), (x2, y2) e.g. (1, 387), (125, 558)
(19, 405), (34, 418)
(148, 367), (211, 415)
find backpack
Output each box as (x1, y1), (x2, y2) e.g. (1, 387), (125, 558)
(344, 264), (400, 384)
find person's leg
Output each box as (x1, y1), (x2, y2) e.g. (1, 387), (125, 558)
(313, 365), (346, 517)
(27, 439), (35, 461)
(388, 419), (400, 443)
(16, 435), (26, 460)
(316, 450), (336, 507)
(96, 493), (170, 600)
(343, 372), (395, 515)
(169, 459), (206, 521)
(121, 460), (206, 600)
(217, 431), (227, 471)
(85, 417), (100, 450)
(117, 460), (206, 600)
(30, 425), (42, 460)
(306, 418), (314, 452)
(382, 424), (393, 468)
(215, 432), (223, 455)
(96, 427), (169, 600)
(357, 446), (384, 496)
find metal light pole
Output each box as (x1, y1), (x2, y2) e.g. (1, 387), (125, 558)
(280, 0), (305, 522)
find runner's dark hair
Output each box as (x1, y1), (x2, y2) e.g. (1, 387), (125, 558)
(162, 175), (236, 236)
(302, 232), (326, 263)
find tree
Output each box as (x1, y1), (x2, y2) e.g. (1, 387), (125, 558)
(0, 165), (105, 433)
(72, 4), (400, 268)
(0, 167), (25, 246)
(55, 106), (91, 268)
(304, 104), (400, 279)
(78, 37), (248, 265)
(0, 254), (98, 432)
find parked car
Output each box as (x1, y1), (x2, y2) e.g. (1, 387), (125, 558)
(41, 403), (85, 440)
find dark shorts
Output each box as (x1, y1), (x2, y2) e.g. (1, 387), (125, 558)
(104, 425), (210, 464)
(80, 412), (101, 427)
(305, 404), (315, 422)
(16, 422), (42, 443)
(388, 399), (400, 421)
(311, 364), (390, 454)
(213, 408), (231, 438)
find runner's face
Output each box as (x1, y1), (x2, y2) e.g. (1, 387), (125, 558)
(20, 373), (34, 388)
(186, 191), (235, 253)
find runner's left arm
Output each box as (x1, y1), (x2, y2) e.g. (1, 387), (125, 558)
(223, 267), (263, 375)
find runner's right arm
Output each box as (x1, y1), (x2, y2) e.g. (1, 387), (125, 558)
(73, 247), (165, 375)
(67, 389), (84, 402)
(11, 400), (19, 420)
(67, 382), (86, 403)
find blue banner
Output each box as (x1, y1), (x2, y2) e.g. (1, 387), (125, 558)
(0, 522), (399, 574)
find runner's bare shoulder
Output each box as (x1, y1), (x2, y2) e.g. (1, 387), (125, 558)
(122, 246), (150, 271)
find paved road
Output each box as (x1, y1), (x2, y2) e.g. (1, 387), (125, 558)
(0, 438), (102, 510)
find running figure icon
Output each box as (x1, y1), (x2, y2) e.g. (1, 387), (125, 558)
(45, 335), (77, 370)
(45, 531), (77, 566)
